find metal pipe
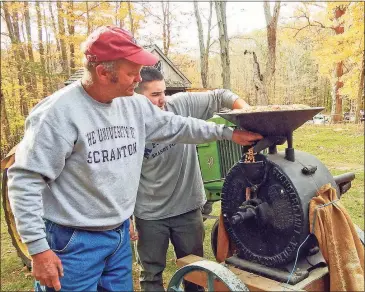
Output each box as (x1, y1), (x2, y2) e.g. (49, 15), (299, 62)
(285, 132), (295, 162)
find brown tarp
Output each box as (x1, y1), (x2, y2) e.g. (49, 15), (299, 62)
(309, 183), (364, 291)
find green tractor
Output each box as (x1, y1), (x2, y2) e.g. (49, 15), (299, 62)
(197, 116), (242, 205)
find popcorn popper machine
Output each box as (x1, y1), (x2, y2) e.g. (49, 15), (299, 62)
(167, 106), (362, 291)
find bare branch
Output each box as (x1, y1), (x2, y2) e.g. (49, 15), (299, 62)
(209, 22), (218, 32)
(208, 39), (217, 49)
(206, 0), (213, 51)
(76, 3), (100, 18)
(169, 3), (181, 14)
(141, 3), (162, 21)
(293, 24), (310, 37)
(284, 5), (334, 38)
(313, 20), (327, 28)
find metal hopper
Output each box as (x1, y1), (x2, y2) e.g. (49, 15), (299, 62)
(218, 107), (325, 161)
(218, 107), (324, 136)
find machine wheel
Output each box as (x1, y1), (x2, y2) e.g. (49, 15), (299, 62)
(211, 218), (219, 259)
(2, 168), (32, 269)
(167, 260), (249, 291)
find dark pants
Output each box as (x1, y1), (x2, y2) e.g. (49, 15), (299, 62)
(136, 209), (205, 292)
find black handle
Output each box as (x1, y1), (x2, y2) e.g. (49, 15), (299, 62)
(301, 165), (317, 175)
(252, 136), (287, 153)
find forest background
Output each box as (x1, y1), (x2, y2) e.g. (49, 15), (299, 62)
(1, 1), (364, 159)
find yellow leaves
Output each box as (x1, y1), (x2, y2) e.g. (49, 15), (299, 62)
(91, 16), (114, 27)
(340, 70), (360, 99)
(311, 1), (364, 94)
(116, 2), (130, 20)
(4, 2), (24, 14)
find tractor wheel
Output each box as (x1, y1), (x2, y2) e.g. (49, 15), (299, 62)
(2, 168), (32, 269)
(210, 218), (219, 259)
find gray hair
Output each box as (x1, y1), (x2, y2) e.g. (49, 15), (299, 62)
(83, 56), (118, 72)
(82, 56), (119, 84)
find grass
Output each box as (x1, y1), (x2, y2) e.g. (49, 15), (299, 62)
(1, 123), (364, 291)
(287, 123), (364, 229)
(1, 207), (33, 290)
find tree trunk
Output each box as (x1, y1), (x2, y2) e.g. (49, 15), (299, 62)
(4, 3), (29, 116)
(194, 1), (208, 88)
(86, 2), (91, 34)
(261, 1), (281, 105)
(245, 50), (268, 105)
(161, 1), (171, 56)
(44, 10), (54, 93)
(0, 87), (12, 153)
(115, 2), (119, 27)
(13, 7), (33, 112)
(215, 1), (231, 89)
(331, 6), (345, 123)
(48, 2), (61, 54)
(57, 1), (69, 76)
(205, 1), (213, 87)
(36, 2), (48, 97)
(67, 1), (76, 74)
(23, 1), (37, 91)
(355, 51), (364, 123)
(127, 1), (135, 37)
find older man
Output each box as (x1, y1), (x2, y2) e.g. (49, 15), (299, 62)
(8, 26), (262, 291)
(134, 67), (250, 291)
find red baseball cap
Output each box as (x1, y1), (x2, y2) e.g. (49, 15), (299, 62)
(82, 26), (158, 66)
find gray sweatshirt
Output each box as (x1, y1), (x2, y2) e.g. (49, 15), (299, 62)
(7, 81), (233, 255)
(134, 89), (239, 220)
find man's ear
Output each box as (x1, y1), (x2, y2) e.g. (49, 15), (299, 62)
(95, 64), (110, 84)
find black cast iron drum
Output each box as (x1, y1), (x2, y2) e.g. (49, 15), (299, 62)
(221, 151), (338, 267)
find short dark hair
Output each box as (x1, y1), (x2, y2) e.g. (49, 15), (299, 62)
(135, 67), (164, 93)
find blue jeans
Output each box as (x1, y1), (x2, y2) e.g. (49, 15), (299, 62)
(35, 219), (132, 292)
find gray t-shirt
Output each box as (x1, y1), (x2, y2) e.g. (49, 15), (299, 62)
(7, 82), (233, 255)
(134, 89), (239, 220)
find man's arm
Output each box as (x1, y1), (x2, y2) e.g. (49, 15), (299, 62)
(8, 118), (74, 255)
(8, 117), (73, 290)
(166, 89), (249, 120)
(141, 97), (262, 145)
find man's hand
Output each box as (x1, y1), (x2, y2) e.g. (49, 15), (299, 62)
(232, 98), (250, 109)
(31, 249), (63, 291)
(232, 129), (263, 146)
